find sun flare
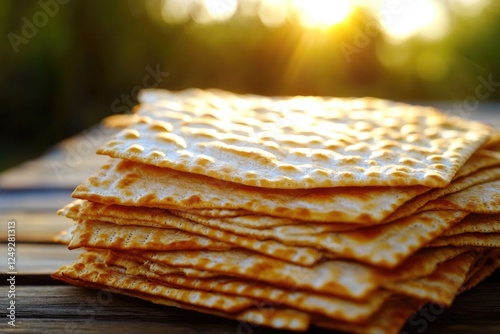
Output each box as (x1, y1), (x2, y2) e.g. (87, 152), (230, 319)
(157, 0), (491, 41)
(380, 0), (449, 42)
(292, 0), (351, 29)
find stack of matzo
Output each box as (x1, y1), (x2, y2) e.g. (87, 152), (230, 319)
(53, 89), (500, 333)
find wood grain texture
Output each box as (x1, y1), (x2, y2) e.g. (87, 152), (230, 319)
(0, 212), (72, 243)
(0, 244), (81, 274)
(0, 286), (279, 334)
(0, 281), (499, 334)
(0, 129), (114, 190)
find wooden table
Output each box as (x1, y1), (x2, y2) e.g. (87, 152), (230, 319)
(1, 104), (500, 333)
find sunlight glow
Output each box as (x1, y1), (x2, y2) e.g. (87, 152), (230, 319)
(157, 0), (491, 41)
(204, 0), (238, 21)
(161, 0), (192, 24)
(452, 0), (490, 17)
(292, 0), (351, 28)
(381, 0), (449, 43)
(258, 0), (288, 27)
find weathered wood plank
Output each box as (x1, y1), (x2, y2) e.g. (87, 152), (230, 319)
(400, 278), (500, 334)
(0, 244), (81, 275)
(0, 213), (72, 243)
(0, 284), (499, 333)
(0, 128), (114, 190)
(0, 156), (107, 189)
(0, 286), (277, 334)
(0, 190), (73, 213)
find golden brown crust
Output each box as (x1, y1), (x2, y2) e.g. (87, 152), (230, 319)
(385, 165), (500, 222)
(62, 199), (467, 268)
(384, 252), (476, 305)
(443, 214), (500, 236)
(95, 89), (493, 189)
(51, 251), (311, 331)
(420, 179), (500, 213)
(106, 251), (391, 323)
(72, 158), (428, 224)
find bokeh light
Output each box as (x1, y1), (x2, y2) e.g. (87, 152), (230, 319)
(1, 0), (498, 171)
(381, 0), (450, 43)
(258, 0), (288, 27)
(204, 0), (239, 22)
(291, 0), (351, 29)
(452, 0), (490, 17)
(158, 0), (491, 42)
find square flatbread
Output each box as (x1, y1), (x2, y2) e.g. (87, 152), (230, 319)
(443, 214), (500, 236)
(126, 246), (473, 300)
(51, 251), (311, 331)
(105, 251), (391, 323)
(419, 179), (500, 214)
(459, 250), (500, 292)
(72, 158), (428, 224)
(384, 252), (476, 305)
(62, 202), (323, 266)
(75, 218), (322, 266)
(53, 251), (254, 313)
(385, 166), (500, 222)
(68, 219), (232, 251)
(429, 233), (500, 247)
(96, 88), (492, 189)
(61, 199), (468, 268)
(312, 297), (425, 334)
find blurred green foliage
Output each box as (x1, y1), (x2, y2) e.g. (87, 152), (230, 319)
(1, 0), (500, 171)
